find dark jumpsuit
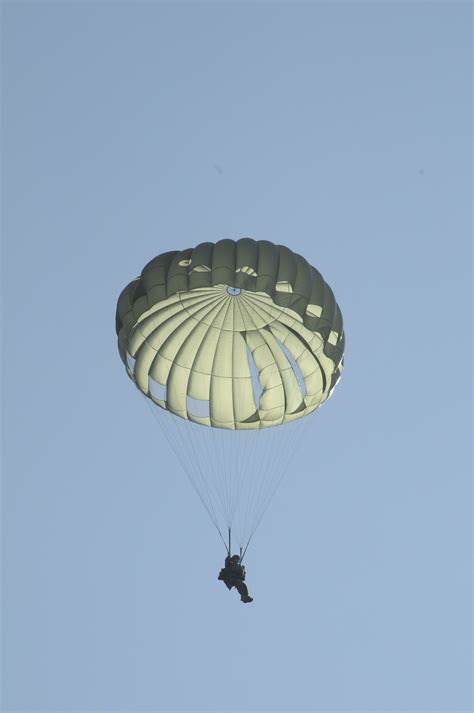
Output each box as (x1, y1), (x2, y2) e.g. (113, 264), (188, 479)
(218, 555), (251, 601)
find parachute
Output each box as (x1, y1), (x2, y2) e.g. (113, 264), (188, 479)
(116, 238), (344, 556)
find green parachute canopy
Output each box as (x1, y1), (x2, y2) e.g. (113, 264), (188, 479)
(116, 239), (344, 552)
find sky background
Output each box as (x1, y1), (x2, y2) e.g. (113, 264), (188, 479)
(1, 2), (472, 712)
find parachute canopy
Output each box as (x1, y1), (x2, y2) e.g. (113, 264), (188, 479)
(116, 239), (344, 431)
(116, 238), (344, 553)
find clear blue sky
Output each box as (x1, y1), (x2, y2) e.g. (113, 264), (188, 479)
(2, 2), (471, 711)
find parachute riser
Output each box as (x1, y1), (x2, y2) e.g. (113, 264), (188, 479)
(240, 540), (250, 564)
(226, 530), (244, 564)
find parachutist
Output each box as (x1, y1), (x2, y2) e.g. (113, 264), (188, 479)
(218, 554), (253, 603)
(117, 239), (344, 594)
